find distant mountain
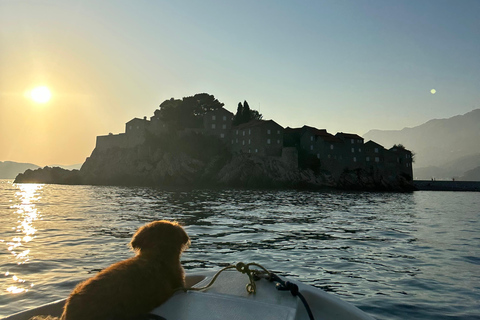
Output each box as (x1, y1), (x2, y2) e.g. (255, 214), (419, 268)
(413, 153), (480, 180)
(0, 161), (40, 179)
(460, 166), (480, 181)
(363, 109), (480, 179)
(0, 161), (83, 179)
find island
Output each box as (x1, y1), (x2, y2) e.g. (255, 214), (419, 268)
(15, 93), (415, 191)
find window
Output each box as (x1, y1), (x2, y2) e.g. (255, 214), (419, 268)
(317, 153), (320, 159)
(248, 139), (251, 144)
(375, 157), (380, 162)
(358, 148), (361, 152)
(243, 131), (245, 136)
(353, 157), (357, 162)
(248, 149), (251, 153)
(330, 144), (334, 150)
(267, 129), (271, 134)
(328, 154), (331, 159)
(267, 139), (271, 144)
(255, 149), (258, 153)
(223, 116), (227, 121)
(351, 139), (354, 144)
(366, 157), (370, 162)
(249, 129), (251, 135)
(222, 124), (226, 129)
(236, 138), (238, 143)
(211, 124), (216, 129)
(242, 140), (245, 145)
(311, 136), (314, 141)
(374, 148), (379, 153)
(212, 115), (216, 120)
(236, 130), (238, 135)
(231, 140), (234, 144)
(277, 130), (280, 134)
(351, 148), (355, 153)
(220, 133), (225, 138)
(277, 140), (280, 144)
(310, 145), (313, 150)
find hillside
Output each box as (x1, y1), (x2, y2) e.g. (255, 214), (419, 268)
(363, 109), (480, 179)
(0, 161), (40, 179)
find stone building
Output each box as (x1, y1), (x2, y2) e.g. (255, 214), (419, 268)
(389, 145), (413, 179)
(335, 132), (364, 169)
(364, 140), (387, 168)
(231, 120), (284, 156)
(203, 107), (234, 141)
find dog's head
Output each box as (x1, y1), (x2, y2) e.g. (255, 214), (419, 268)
(130, 220), (190, 257)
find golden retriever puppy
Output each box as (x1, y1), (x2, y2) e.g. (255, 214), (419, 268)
(30, 220), (189, 320)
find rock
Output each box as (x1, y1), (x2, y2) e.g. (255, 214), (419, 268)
(14, 166), (82, 185)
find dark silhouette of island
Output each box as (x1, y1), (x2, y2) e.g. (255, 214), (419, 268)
(15, 93), (415, 191)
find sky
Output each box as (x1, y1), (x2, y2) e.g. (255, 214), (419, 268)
(1, 0), (479, 166)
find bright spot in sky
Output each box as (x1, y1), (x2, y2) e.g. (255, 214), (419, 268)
(29, 86), (52, 103)
(431, 89), (436, 94)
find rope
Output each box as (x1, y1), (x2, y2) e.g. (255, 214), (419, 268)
(268, 273), (316, 320)
(175, 262), (315, 320)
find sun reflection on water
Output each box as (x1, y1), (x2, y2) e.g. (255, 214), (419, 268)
(2, 183), (44, 294)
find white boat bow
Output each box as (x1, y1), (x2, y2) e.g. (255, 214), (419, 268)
(3, 265), (375, 320)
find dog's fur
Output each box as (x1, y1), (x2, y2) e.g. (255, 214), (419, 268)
(30, 220), (189, 320)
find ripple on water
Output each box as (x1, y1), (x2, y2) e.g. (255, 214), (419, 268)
(0, 183), (479, 320)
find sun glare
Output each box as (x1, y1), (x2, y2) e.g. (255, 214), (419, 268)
(29, 86), (52, 103)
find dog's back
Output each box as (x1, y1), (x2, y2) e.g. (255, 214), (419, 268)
(31, 220), (189, 320)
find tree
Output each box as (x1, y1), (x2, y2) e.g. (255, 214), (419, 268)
(155, 93), (225, 129)
(232, 100), (263, 126)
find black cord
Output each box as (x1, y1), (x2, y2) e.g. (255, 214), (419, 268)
(269, 273), (316, 320)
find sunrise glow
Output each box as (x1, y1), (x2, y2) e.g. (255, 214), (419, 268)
(29, 86), (52, 104)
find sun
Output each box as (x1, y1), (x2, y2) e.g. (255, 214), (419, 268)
(29, 86), (52, 103)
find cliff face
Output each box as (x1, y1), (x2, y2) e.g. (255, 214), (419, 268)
(80, 145), (224, 187)
(15, 141), (415, 192)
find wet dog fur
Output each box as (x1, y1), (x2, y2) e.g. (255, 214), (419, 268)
(30, 220), (189, 320)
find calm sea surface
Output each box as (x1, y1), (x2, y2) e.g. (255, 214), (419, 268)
(0, 179), (479, 319)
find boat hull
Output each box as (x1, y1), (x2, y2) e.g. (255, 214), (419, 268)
(3, 270), (374, 320)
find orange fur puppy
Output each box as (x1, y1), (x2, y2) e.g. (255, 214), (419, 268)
(31, 220), (189, 320)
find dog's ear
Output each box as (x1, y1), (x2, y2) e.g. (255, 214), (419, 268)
(130, 220), (189, 255)
(130, 223), (154, 252)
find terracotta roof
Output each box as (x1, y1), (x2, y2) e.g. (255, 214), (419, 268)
(316, 132), (343, 143)
(335, 132), (364, 140)
(364, 140), (384, 148)
(233, 119), (283, 130)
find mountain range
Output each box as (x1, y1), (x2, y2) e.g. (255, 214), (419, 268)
(363, 109), (480, 180)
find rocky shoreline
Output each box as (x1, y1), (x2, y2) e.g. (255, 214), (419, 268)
(14, 145), (416, 192)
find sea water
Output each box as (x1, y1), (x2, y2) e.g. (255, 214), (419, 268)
(0, 180), (479, 319)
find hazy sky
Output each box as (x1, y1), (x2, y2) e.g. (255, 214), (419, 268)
(1, 0), (479, 166)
